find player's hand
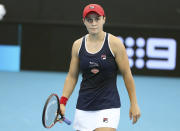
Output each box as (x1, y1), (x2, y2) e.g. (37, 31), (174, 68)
(129, 104), (141, 124)
(59, 104), (66, 123)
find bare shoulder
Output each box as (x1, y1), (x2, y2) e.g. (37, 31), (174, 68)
(73, 37), (83, 49)
(72, 37), (83, 56)
(108, 33), (125, 56)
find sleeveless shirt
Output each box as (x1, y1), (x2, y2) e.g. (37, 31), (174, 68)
(77, 33), (121, 111)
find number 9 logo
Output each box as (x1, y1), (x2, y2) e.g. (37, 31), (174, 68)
(146, 38), (177, 70)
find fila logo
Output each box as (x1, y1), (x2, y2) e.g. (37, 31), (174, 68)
(118, 36), (177, 70)
(101, 54), (106, 60)
(103, 118), (108, 123)
(89, 6), (94, 9)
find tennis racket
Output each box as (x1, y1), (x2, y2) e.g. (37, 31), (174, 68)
(42, 93), (71, 128)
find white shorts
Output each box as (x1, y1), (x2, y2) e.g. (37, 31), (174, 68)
(73, 108), (120, 131)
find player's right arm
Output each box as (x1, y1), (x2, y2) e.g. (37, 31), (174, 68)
(60, 38), (82, 116)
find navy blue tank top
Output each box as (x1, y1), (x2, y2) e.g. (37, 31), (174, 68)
(77, 33), (121, 111)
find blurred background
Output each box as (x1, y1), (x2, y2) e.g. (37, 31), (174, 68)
(0, 0), (180, 131)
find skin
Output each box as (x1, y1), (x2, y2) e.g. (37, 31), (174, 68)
(60, 12), (141, 131)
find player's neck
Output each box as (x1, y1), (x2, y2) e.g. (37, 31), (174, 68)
(88, 31), (105, 42)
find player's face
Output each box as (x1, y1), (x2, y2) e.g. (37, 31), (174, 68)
(83, 12), (105, 34)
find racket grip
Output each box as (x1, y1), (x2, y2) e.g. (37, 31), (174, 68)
(63, 117), (71, 125)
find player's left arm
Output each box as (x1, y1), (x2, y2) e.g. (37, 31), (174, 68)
(109, 34), (141, 124)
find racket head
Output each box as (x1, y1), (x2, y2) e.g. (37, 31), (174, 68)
(42, 94), (60, 128)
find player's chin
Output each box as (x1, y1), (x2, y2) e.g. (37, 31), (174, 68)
(88, 30), (99, 35)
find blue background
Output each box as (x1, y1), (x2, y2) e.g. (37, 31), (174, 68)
(0, 45), (21, 72)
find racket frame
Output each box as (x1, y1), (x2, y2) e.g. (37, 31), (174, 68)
(42, 93), (61, 128)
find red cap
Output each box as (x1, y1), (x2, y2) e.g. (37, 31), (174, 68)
(83, 4), (105, 19)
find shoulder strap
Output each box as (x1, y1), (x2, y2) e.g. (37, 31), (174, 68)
(78, 36), (86, 56)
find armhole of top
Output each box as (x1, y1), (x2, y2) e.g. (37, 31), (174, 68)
(77, 37), (84, 57)
(108, 34), (115, 57)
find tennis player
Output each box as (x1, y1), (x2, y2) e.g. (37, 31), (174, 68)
(60, 4), (141, 131)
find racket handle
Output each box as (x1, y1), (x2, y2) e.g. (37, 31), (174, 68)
(63, 117), (71, 125)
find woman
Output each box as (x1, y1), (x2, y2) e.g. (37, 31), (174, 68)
(60, 4), (141, 131)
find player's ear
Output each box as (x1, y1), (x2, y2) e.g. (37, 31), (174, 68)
(82, 18), (85, 24)
(103, 17), (106, 24)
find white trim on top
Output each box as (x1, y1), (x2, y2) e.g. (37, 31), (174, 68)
(108, 34), (115, 57)
(85, 33), (106, 54)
